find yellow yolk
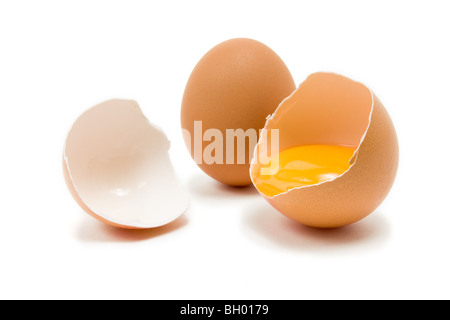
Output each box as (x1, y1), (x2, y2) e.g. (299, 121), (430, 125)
(254, 145), (356, 197)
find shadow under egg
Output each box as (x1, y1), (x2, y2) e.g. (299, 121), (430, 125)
(187, 172), (259, 199)
(76, 214), (189, 243)
(241, 200), (391, 253)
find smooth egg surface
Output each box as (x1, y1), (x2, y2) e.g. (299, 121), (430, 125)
(181, 38), (296, 186)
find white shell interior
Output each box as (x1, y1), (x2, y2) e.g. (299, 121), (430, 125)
(64, 99), (190, 228)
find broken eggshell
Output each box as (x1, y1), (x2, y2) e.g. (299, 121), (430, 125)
(250, 72), (399, 228)
(63, 99), (190, 229)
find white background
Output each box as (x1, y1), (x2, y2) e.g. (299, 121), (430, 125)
(0, 0), (449, 300)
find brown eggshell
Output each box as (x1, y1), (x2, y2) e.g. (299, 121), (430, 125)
(63, 158), (141, 229)
(181, 38), (296, 186)
(250, 72), (399, 228)
(63, 99), (190, 229)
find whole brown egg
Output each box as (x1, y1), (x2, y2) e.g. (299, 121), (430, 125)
(181, 38), (296, 186)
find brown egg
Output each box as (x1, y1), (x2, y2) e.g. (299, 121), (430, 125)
(181, 38), (296, 186)
(250, 72), (399, 228)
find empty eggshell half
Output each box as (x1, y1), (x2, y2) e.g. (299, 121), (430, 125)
(250, 72), (399, 228)
(63, 99), (190, 229)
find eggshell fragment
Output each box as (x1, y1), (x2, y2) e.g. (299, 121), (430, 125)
(250, 73), (399, 228)
(63, 99), (190, 229)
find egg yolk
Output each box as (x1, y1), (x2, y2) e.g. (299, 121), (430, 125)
(254, 145), (356, 197)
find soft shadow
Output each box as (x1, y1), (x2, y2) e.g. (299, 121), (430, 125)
(243, 201), (391, 253)
(187, 173), (259, 198)
(76, 214), (188, 243)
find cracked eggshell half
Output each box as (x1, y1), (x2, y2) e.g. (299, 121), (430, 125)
(63, 99), (190, 229)
(250, 72), (399, 228)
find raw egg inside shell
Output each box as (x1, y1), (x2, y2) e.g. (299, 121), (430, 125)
(250, 72), (399, 228)
(254, 144), (356, 197)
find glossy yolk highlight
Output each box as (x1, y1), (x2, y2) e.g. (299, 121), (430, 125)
(254, 145), (356, 197)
